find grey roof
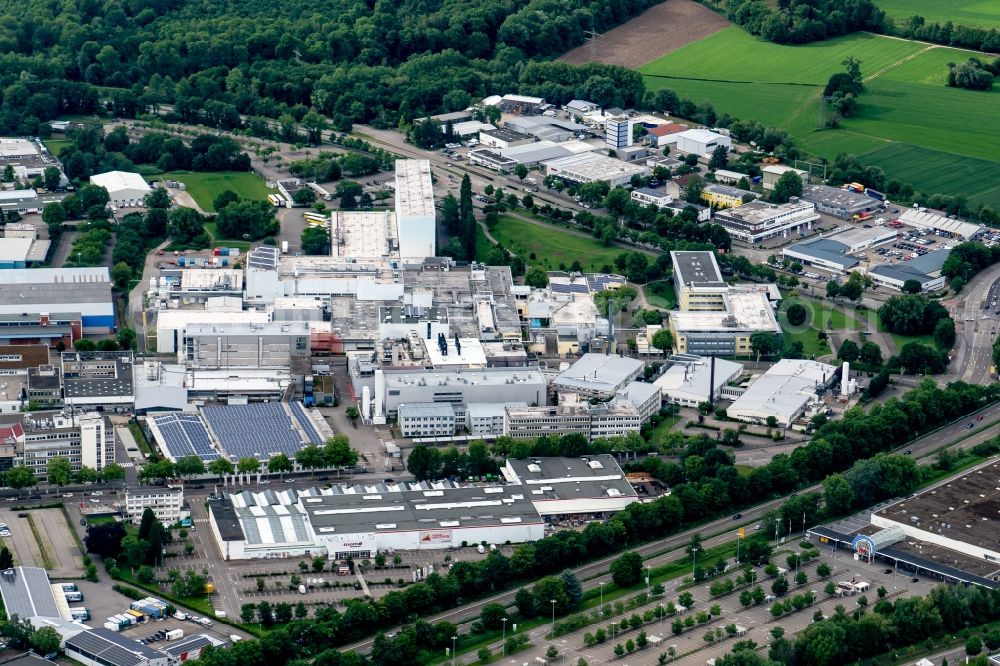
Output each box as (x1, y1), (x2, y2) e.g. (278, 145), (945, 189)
(706, 184), (755, 199)
(786, 238), (859, 268)
(61, 353), (134, 400)
(907, 248), (950, 273)
(870, 247), (950, 284)
(303, 485), (541, 534)
(0, 282), (111, 307)
(619, 381), (661, 405)
(671, 251), (725, 287)
(504, 454), (638, 501)
(0, 654), (60, 666)
(0, 567), (61, 620)
(162, 634), (218, 656)
(481, 128), (532, 143)
(66, 628), (168, 666)
(234, 504), (311, 545)
(208, 499), (245, 541)
(800, 184), (878, 211)
(634, 187), (671, 198)
(552, 353), (644, 394)
(398, 403), (456, 418)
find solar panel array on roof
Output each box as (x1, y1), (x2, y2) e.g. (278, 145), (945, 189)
(67, 628), (166, 666)
(203, 403), (304, 460)
(550, 282), (589, 294)
(152, 413), (220, 462)
(0, 566), (62, 620)
(587, 274), (625, 292)
(247, 245), (279, 270)
(290, 401), (324, 445)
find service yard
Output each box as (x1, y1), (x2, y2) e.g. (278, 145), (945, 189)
(0, 506), (85, 578)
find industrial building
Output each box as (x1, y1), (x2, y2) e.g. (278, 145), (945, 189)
(668, 291), (782, 356)
(800, 184), (880, 219)
(372, 367), (547, 422)
(329, 210), (396, 260)
(124, 486), (186, 526)
(89, 171), (151, 208)
(809, 459), (1000, 589)
(467, 148), (517, 174)
(207, 481), (545, 560)
(505, 115), (587, 143)
(713, 200), (820, 244)
(726, 358), (837, 427)
(761, 165), (809, 191)
(61, 351), (135, 413)
(0, 566), (70, 622)
(781, 238), (860, 274)
(565, 100), (599, 115)
(394, 159), (436, 260)
(870, 249), (950, 292)
(180, 320), (311, 369)
(0, 312), (82, 349)
(65, 628), (170, 666)
(645, 123), (688, 148)
(479, 128), (534, 150)
(0, 138), (65, 183)
(551, 353), (644, 399)
(154, 309), (271, 355)
(701, 184), (756, 209)
(543, 152), (650, 188)
(0, 345), (50, 414)
(448, 120), (495, 137)
(605, 114), (634, 150)
(671, 251), (728, 311)
(673, 129), (731, 157)
(0, 268), (114, 333)
(516, 272), (625, 355)
(501, 455), (638, 517)
(711, 169), (747, 185)
(0, 190), (43, 215)
(504, 400), (642, 440)
(654, 355), (744, 408)
(897, 208), (980, 239)
(499, 94), (546, 114)
(398, 402), (457, 438)
(497, 141), (574, 168)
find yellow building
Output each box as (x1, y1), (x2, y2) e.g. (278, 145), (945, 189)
(668, 291), (780, 356)
(671, 251), (729, 311)
(701, 184), (757, 210)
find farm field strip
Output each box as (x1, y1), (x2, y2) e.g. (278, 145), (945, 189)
(874, 0), (1000, 29)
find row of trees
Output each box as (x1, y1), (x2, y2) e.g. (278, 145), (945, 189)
(721, 0), (886, 44)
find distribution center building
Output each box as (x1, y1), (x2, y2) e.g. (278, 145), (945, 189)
(394, 160), (436, 259)
(89, 171), (152, 208)
(543, 152), (650, 188)
(726, 358), (837, 427)
(0, 268), (114, 333)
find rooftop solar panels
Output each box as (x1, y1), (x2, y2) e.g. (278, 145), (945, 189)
(0, 566), (61, 620)
(203, 403), (304, 461)
(550, 282), (589, 295)
(291, 401), (324, 445)
(588, 274), (625, 292)
(151, 413), (220, 462)
(66, 628), (167, 666)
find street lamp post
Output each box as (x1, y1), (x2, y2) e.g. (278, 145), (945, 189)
(451, 635), (456, 666)
(659, 602), (664, 636)
(691, 546), (700, 579)
(550, 599), (556, 639)
(501, 618), (508, 656)
(599, 581), (605, 609)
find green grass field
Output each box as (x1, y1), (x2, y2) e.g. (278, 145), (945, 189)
(875, 0), (1000, 29)
(639, 28), (1000, 207)
(42, 139), (73, 157)
(202, 223), (251, 251)
(645, 280), (678, 309)
(159, 171), (275, 212)
(487, 216), (627, 272)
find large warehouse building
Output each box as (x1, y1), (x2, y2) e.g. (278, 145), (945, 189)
(870, 248), (950, 292)
(668, 291), (782, 356)
(207, 456), (636, 560)
(726, 358), (838, 427)
(543, 152), (650, 188)
(713, 201), (820, 244)
(0, 268), (114, 333)
(89, 171), (151, 208)
(394, 159), (436, 259)
(800, 184), (880, 219)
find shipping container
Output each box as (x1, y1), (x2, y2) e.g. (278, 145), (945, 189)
(166, 629), (185, 641)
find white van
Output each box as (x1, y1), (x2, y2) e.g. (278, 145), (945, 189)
(476, 544), (485, 554)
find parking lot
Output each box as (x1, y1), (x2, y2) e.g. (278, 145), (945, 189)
(0, 506), (84, 577)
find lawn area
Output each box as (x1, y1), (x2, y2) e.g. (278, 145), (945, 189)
(158, 171), (276, 212)
(42, 139), (73, 157)
(891, 332), (937, 350)
(487, 215), (627, 272)
(202, 223), (252, 251)
(645, 280), (677, 309)
(777, 298), (835, 358)
(874, 0), (1000, 29)
(639, 29), (1000, 208)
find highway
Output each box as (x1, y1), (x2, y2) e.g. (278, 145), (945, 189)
(950, 263), (1000, 382)
(343, 400), (1000, 655)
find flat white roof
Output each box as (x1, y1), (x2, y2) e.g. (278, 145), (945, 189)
(728, 359), (837, 423)
(394, 160), (434, 218)
(671, 291), (781, 332)
(0, 139), (39, 158)
(655, 356), (743, 399)
(675, 128), (726, 143)
(0, 267), (109, 284)
(425, 337), (488, 368)
(543, 152), (649, 181)
(827, 226), (897, 248)
(332, 210), (397, 260)
(553, 353), (643, 393)
(898, 208), (979, 239)
(0, 237), (33, 262)
(156, 309), (270, 330)
(90, 170), (151, 193)
(0, 189), (39, 202)
(179, 269), (244, 291)
(763, 164), (808, 176)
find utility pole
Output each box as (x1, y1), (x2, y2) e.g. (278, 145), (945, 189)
(583, 30), (600, 63)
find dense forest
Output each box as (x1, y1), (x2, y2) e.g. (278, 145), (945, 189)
(718, 0), (886, 44)
(0, 0), (659, 135)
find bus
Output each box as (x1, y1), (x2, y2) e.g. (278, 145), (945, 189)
(267, 194), (285, 207)
(303, 212), (328, 225)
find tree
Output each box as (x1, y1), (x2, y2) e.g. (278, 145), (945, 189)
(816, 563), (832, 578)
(480, 603), (506, 630)
(515, 164), (529, 182)
(42, 201), (67, 236)
(967, 636), (983, 656)
(268, 453), (293, 478)
(546, 646), (559, 660)
(42, 166), (62, 191)
(30, 626), (62, 657)
(652, 328), (674, 354)
(823, 473), (855, 515)
(111, 262), (132, 289)
(237, 457), (261, 474)
(749, 332), (779, 362)
(934, 317), (956, 350)
(337, 180), (363, 209)
(323, 435), (358, 468)
(684, 175), (705, 204)
(406, 445), (441, 481)
(209, 458), (234, 479)
(47, 456), (72, 486)
(0, 546), (13, 569)
(771, 172), (803, 204)
(525, 267), (548, 288)
(786, 303), (808, 327)
(826, 280), (839, 299)
(708, 145), (728, 171)
(837, 339), (859, 363)
(301, 226), (331, 255)
(478, 647), (492, 664)
(76, 466), (98, 484)
(293, 187), (317, 206)
(771, 576), (789, 596)
(101, 463), (126, 485)
(859, 341), (883, 367)
(175, 456), (205, 478)
(610, 551), (643, 587)
(241, 603), (257, 624)
(213, 189), (240, 211)
(562, 570), (583, 605)
(167, 206), (205, 244)
(901, 279), (922, 294)
(301, 110), (328, 145)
